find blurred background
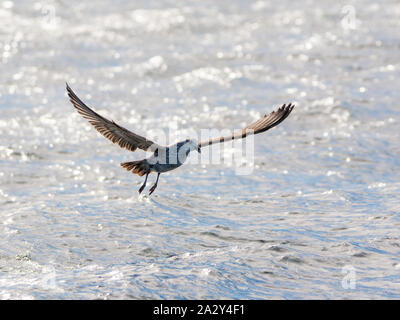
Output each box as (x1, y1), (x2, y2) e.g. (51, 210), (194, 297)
(0, 0), (399, 299)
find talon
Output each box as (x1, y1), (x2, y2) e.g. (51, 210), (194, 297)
(149, 185), (157, 195)
(148, 172), (160, 195)
(138, 185), (145, 194)
(138, 172), (149, 194)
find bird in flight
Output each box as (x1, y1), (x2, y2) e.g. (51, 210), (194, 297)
(66, 84), (294, 195)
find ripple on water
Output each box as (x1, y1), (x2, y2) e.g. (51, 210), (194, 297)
(0, 0), (399, 299)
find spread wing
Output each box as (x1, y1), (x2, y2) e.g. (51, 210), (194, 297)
(66, 84), (160, 152)
(198, 103), (294, 148)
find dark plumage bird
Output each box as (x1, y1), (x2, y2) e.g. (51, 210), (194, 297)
(66, 84), (294, 195)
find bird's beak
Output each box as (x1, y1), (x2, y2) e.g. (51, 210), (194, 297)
(197, 146), (201, 153)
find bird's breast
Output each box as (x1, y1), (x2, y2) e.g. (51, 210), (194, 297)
(147, 147), (187, 173)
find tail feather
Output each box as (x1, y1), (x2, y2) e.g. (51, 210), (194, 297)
(121, 160), (149, 176)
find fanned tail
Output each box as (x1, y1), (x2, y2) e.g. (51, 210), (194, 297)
(120, 160), (149, 176)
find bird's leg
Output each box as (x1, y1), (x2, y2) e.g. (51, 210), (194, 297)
(138, 172), (149, 194)
(149, 173), (160, 195)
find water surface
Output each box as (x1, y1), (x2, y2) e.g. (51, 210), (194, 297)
(0, 0), (399, 299)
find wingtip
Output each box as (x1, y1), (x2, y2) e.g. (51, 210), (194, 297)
(66, 83), (72, 96)
(66, 83), (76, 100)
(66, 82), (75, 95)
(284, 103), (295, 112)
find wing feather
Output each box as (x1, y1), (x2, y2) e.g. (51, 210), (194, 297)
(198, 103), (294, 148)
(66, 84), (159, 152)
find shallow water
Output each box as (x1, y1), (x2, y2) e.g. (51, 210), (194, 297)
(0, 0), (399, 299)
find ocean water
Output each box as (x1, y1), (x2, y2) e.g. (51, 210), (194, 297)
(0, 0), (399, 299)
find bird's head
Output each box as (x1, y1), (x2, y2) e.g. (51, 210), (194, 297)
(184, 139), (201, 153)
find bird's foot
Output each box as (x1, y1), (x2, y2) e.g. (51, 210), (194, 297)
(138, 185), (146, 194)
(149, 184), (157, 195)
